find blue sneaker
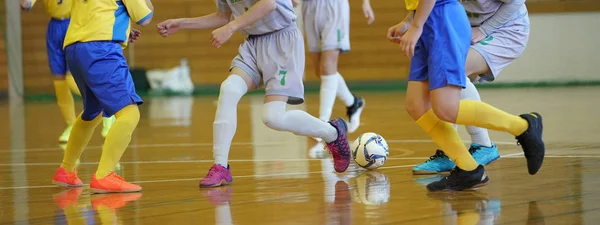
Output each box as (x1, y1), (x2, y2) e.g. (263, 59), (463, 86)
(412, 150), (456, 175)
(469, 143), (500, 166)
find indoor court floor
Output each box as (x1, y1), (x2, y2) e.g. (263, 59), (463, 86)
(1, 86), (599, 225)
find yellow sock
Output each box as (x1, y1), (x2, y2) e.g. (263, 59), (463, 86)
(65, 73), (81, 96)
(61, 114), (102, 172)
(54, 80), (76, 125)
(457, 211), (480, 225)
(96, 105), (140, 179)
(456, 100), (528, 136)
(64, 204), (86, 225)
(416, 109), (479, 171)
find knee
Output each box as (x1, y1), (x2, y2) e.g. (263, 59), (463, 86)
(262, 102), (287, 131)
(319, 53), (339, 75)
(53, 75), (66, 80)
(405, 97), (428, 120)
(431, 104), (457, 123)
(262, 110), (283, 131)
(220, 76), (246, 96)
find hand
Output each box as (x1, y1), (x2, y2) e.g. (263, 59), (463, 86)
(157, 19), (182, 37)
(387, 21), (411, 44)
(210, 24), (235, 48)
(20, 0), (32, 11)
(128, 29), (141, 43)
(362, 2), (375, 25)
(292, 0), (299, 8)
(400, 25), (423, 57)
(471, 27), (486, 45)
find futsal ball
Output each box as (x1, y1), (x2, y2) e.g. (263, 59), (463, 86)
(351, 132), (389, 170)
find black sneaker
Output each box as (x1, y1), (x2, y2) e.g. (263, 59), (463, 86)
(515, 113), (545, 175)
(346, 95), (365, 133)
(426, 165), (489, 191)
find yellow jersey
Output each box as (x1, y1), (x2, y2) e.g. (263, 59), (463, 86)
(31, 0), (72, 19)
(63, 0), (152, 49)
(405, 0), (419, 11)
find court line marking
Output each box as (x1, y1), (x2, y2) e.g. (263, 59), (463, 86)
(0, 139), (518, 153)
(2, 151), (597, 190)
(4, 154), (600, 167)
(0, 164), (416, 190)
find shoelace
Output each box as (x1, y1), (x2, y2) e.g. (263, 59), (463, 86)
(427, 150), (448, 162)
(205, 166), (220, 178)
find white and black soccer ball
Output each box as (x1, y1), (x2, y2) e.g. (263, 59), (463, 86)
(351, 132), (389, 170)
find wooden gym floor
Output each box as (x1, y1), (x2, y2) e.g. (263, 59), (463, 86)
(1, 86), (599, 225)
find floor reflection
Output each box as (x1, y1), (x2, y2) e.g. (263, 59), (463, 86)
(52, 189), (142, 225)
(427, 191), (500, 225)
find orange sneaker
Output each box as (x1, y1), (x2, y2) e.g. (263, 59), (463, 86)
(52, 167), (83, 188)
(53, 188), (83, 209)
(90, 172), (142, 194)
(91, 193), (143, 211)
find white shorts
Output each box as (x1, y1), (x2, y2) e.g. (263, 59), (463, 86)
(471, 15), (530, 82)
(302, 0), (350, 53)
(231, 24), (306, 105)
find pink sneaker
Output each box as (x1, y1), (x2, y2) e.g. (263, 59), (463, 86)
(199, 164), (233, 188)
(326, 118), (351, 173)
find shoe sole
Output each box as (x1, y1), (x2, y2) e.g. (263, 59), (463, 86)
(90, 188), (142, 194)
(427, 180), (489, 192)
(348, 99), (365, 133)
(413, 155), (501, 175)
(412, 170), (449, 175)
(199, 179), (232, 188)
(52, 180), (83, 188)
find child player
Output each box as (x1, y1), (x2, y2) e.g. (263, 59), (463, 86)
(157, 0), (352, 187)
(295, 0), (373, 133)
(387, 0), (544, 191)
(20, 0), (116, 143)
(412, 0), (530, 175)
(51, 0), (153, 193)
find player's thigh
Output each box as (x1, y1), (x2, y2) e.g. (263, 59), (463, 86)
(465, 48), (490, 80)
(302, 0), (321, 54)
(319, 0), (350, 53)
(46, 19), (69, 77)
(258, 27), (306, 105)
(427, 1), (470, 90)
(470, 21), (529, 82)
(231, 39), (261, 91)
(83, 43), (143, 116)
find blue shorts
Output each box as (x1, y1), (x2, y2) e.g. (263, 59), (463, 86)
(65, 41), (143, 120)
(408, 0), (471, 90)
(47, 18), (70, 75)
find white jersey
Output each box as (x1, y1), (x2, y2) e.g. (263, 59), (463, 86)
(215, 0), (296, 35)
(460, 0), (528, 27)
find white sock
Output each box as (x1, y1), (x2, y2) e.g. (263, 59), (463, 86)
(335, 72), (354, 107)
(216, 205), (233, 225)
(263, 101), (338, 143)
(319, 74), (338, 121)
(460, 81), (492, 147)
(214, 75), (248, 167)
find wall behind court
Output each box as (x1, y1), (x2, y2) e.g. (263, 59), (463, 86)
(5, 0), (600, 94)
(499, 12), (600, 83)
